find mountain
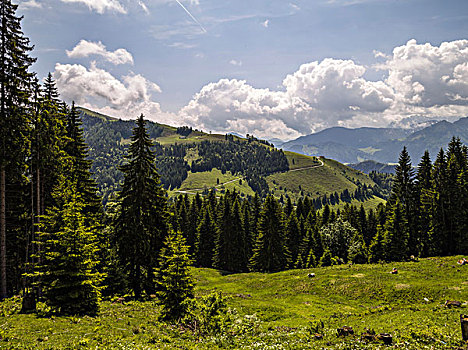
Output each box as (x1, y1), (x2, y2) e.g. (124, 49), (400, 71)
(348, 160), (396, 174)
(281, 117), (468, 164)
(78, 107), (386, 209)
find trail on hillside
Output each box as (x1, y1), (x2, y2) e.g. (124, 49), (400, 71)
(174, 159), (324, 195)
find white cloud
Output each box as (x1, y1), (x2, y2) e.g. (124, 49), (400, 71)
(168, 42), (197, 49)
(60, 0), (127, 14)
(381, 39), (468, 109)
(229, 59), (242, 66)
(262, 19), (269, 28)
(52, 62), (177, 124)
(18, 0), (42, 10)
(66, 40), (134, 65)
(138, 0), (150, 14)
(177, 40), (468, 140)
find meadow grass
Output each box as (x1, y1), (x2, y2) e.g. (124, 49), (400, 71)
(1, 256), (467, 349)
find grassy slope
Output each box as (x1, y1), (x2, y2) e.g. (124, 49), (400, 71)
(79, 108), (382, 207)
(1, 257), (467, 349)
(268, 153), (378, 205)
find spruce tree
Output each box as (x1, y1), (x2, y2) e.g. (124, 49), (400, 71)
(0, 0), (36, 298)
(417, 150), (432, 257)
(114, 114), (168, 298)
(156, 230), (194, 322)
(37, 181), (101, 315)
(64, 103), (101, 217)
(382, 201), (409, 261)
(285, 211), (301, 264)
(249, 196), (290, 272)
(195, 205), (216, 268)
(391, 147), (419, 256)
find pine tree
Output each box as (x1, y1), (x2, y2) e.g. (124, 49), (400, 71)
(37, 181), (101, 315)
(114, 114), (168, 298)
(285, 211), (301, 264)
(0, 0), (36, 298)
(249, 196), (290, 272)
(64, 103), (101, 217)
(417, 150), (432, 257)
(429, 149), (449, 256)
(382, 201), (409, 261)
(156, 230), (194, 322)
(391, 147), (419, 256)
(195, 205), (216, 268)
(213, 193), (245, 272)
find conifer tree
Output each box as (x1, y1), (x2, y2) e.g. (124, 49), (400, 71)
(195, 205), (216, 267)
(391, 147), (419, 256)
(213, 193), (245, 271)
(114, 114), (168, 298)
(37, 180), (101, 315)
(0, 0), (36, 298)
(429, 149), (449, 256)
(285, 210), (301, 264)
(417, 150), (432, 257)
(249, 196), (290, 272)
(64, 103), (101, 217)
(382, 201), (409, 261)
(156, 231), (194, 322)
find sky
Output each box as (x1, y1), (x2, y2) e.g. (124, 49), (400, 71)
(16, 0), (468, 141)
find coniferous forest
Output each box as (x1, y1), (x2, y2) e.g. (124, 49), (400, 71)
(1, 2), (468, 348)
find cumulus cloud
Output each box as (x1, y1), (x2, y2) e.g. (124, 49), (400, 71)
(381, 39), (468, 109)
(60, 0), (127, 14)
(18, 0), (42, 10)
(67, 40), (134, 65)
(53, 62), (176, 123)
(177, 39), (468, 140)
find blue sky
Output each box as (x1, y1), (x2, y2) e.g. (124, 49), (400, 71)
(17, 0), (468, 140)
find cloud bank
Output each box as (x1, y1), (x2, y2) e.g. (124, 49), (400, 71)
(67, 40), (134, 65)
(60, 0), (127, 14)
(54, 39), (468, 140)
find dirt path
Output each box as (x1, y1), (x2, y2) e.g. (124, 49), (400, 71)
(288, 158), (324, 172)
(175, 159), (324, 195)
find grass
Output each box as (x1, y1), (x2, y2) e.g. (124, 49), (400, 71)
(1, 256), (467, 349)
(267, 156), (378, 205)
(169, 169), (256, 198)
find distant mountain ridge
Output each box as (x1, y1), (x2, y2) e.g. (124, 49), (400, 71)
(281, 117), (468, 163)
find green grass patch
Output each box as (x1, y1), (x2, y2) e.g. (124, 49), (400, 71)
(1, 256), (467, 349)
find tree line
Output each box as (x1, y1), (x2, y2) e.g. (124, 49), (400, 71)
(1, 0), (466, 318)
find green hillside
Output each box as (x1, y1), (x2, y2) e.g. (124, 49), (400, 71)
(79, 107), (385, 208)
(2, 256), (466, 349)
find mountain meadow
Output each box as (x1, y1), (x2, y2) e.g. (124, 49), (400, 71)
(1, 1), (468, 349)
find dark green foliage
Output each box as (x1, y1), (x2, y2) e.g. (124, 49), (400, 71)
(249, 196), (290, 272)
(156, 231), (194, 322)
(213, 192), (246, 272)
(285, 211), (301, 264)
(0, 0), (36, 298)
(382, 201), (409, 261)
(195, 205), (216, 268)
(37, 182), (101, 315)
(114, 114), (168, 298)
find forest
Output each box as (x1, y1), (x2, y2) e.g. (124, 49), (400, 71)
(0, 2), (467, 346)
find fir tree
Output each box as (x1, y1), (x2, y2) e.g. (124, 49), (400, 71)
(37, 181), (101, 315)
(156, 231), (194, 322)
(382, 201), (409, 261)
(195, 205), (216, 268)
(0, 0), (36, 298)
(114, 114), (168, 298)
(249, 196), (290, 272)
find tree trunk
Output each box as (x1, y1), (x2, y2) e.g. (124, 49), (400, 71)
(1, 166), (7, 299)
